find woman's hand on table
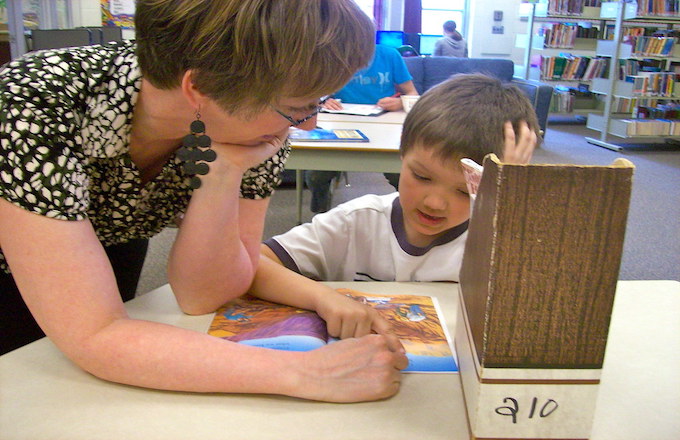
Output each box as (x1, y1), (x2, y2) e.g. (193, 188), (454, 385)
(295, 334), (409, 402)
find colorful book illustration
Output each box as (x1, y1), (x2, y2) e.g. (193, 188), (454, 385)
(320, 103), (386, 116)
(288, 127), (370, 142)
(208, 289), (458, 373)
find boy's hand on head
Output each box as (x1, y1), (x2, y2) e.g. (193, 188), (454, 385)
(315, 289), (404, 353)
(502, 121), (537, 164)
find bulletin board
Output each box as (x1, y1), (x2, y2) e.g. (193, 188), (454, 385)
(101, 0), (135, 29)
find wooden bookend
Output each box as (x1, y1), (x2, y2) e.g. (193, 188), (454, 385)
(455, 155), (634, 440)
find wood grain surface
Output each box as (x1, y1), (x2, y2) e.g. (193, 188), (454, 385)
(460, 155), (634, 369)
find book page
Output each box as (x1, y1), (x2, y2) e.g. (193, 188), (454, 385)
(208, 290), (458, 373)
(337, 289), (457, 373)
(209, 295), (328, 351)
(320, 103), (386, 116)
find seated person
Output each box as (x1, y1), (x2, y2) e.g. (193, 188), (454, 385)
(252, 74), (538, 297)
(306, 44), (418, 213)
(434, 20), (468, 58)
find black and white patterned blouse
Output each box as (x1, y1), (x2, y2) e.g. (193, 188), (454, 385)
(0, 41), (290, 273)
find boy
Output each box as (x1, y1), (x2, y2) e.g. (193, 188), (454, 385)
(322, 44), (418, 112)
(249, 74), (538, 340)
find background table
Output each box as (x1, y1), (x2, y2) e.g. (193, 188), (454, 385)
(286, 112), (405, 223)
(1, 280), (678, 439)
(316, 109), (407, 124)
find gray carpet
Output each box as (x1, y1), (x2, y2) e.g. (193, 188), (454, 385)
(137, 121), (680, 295)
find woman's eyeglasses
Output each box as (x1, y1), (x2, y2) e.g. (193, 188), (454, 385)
(272, 105), (320, 126)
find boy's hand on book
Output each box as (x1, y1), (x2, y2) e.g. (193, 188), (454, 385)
(502, 121), (537, 164)
(315, 291), (404, 353)
(296, 334), (408, 402)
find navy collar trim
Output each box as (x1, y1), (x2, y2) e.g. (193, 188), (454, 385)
(390, 196), (468, 256)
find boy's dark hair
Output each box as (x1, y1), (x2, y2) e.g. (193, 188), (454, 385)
(135, 0), (375, 114)
(400, 73), (541, 165)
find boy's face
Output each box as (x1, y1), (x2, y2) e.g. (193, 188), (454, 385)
(399, 144), (470, 247)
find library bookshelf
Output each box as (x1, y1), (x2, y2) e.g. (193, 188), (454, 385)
(585, 1), (680, 151)
(516, 1), (606, 117)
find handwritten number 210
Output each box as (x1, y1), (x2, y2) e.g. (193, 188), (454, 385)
(495, 397), (559, 424)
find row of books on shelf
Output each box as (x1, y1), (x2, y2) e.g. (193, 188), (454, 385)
(616, 58), (666, 80)
(535, 24), (674, 45)
(538, 23), (598, 48)
(626, 72), (677, 96)
(603, 26), (669, 41)
(551, 87), (594, 112)
(625, 36), (677, 56)
(634, 0), (680, 17)
(543, 0), (602, 16)
(636, 101), (680, 117)
(529, 0), (679, 18)
(540, 55), (608, 80)
(618, 102), (680, 136)
(575, 24), (601, 39)
(652, 29), (680, 39)
(619, 118), (680, 135)
(548, 89), (676, 114)
(611, 96), (670, 112)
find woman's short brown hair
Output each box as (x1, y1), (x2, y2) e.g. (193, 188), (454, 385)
(400, 74), (541, 165)
(135, 0), (375, 113)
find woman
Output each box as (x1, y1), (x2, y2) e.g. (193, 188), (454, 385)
(0, 0), (407, 402)
(433, 20), (468, 58)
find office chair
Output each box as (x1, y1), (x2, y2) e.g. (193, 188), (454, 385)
(397, 45), (419, 57)
(30, 29), (91, 51)
(78, 27), (124, 45)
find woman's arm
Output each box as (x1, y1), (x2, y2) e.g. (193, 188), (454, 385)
(168, 138), (283, 315)
(0, 198), (407, 402)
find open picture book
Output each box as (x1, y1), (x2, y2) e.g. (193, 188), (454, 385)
(208, 289), (458, 373)
(288, 127), (369, 142)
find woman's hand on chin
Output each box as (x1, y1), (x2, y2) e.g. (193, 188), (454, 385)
(212, 135), (286, 173)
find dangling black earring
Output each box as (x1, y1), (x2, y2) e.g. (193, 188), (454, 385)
(177, 112), (216, 189)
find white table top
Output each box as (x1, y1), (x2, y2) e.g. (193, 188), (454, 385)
(289, 121), (401, 152)
(284, 114), (405, 223)
(285, 120), (403, 174)
(317, 110), (407, 125)
(1, 280), (678, 439)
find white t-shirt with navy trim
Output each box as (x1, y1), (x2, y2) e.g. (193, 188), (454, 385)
(264, 193), (468, 282)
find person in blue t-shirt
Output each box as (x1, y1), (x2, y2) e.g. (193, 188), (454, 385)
(323, 44), (418, 111)
(307, 44), (418, 213)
